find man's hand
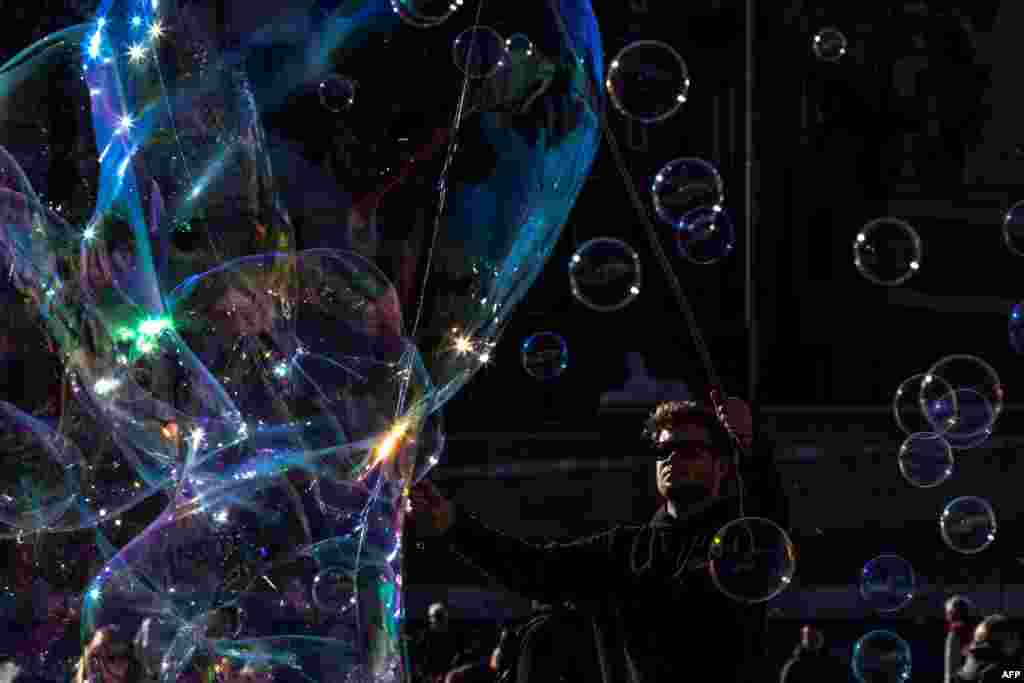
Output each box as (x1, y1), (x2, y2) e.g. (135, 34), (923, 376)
(406, 478), (456, 536)
(721, 397), (753, 449)
(711, 393), (753, 450)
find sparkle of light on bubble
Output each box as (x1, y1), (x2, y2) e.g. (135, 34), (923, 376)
(116, 115), (134, 134)
(83, 227), (96, 242)
(88, 31), (103, 59)
(127, 43), (147, 65)
(138, 317), (171, 336)
(367, 419), (412, 472)
(117, 155), (133, 178)
(149, 22), (164, 40)
(131, 16), (142, 28)
(94, 377), (121, 396)
(454, 336), (473, 354)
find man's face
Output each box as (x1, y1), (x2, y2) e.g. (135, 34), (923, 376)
(654, 422), (728, 501)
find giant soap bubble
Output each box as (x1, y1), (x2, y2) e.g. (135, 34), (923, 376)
(0, 0), (604, 681)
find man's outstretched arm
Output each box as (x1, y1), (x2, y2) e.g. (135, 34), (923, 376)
(407, 478), (626, 605)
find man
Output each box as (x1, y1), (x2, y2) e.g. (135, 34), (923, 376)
(779, 625), (846, 683)
(407, 399), (785, 682)
(957, 614), (1023, 682)
(410, 602), (463, 683)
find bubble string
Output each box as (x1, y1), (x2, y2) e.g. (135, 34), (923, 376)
(351, 126), (451, 225)
(384, 0), (495, 491)
(542, 0), (748, 518)
(407, 0), (489, 343)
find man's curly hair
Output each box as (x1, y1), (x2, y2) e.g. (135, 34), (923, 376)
(642, 400), (733, 458)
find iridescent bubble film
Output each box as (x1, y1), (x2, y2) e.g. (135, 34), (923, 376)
(936, 387), (995, 451)
(898, 432), (953, 489)
(676, 206), (736, 266)
(651, 157), (724, 230)
(851, 630), (912, 683)
(812, 27), (848, 63)
(452, 26), (506, 79)
(1011, 302), (1024, 354)
(853, 217), (922, 286)
(505, 33), (535, 57)
(940, 495), (997, 554)
(859, 554), (916, 613)
(892, 372), (957, 436)
(0, 0), (604, 680)
(924, 355), (1004, 441)
(319, 75), (357, 114)
(605, 40), (690, 124)
(392, 0), (464, 29)
(567, 237), (641, 312)
(1002, 200), (1024, 257)
(708, 516), (796, 604)
(521, 331), (569, 381)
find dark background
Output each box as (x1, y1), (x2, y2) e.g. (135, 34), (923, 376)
(5, 0), (1024, 679)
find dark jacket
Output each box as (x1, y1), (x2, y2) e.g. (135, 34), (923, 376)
(495, 603), (602, 683)
(441, 490), (771, 683)
(957, 642), (1024, 682)
(779, 645), (847, 683)
(411, 626), (465, 682)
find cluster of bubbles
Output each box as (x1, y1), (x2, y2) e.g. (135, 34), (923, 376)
(0, 0), (604, 680)
(834, 354), (1005, 680)
(811, 22), (1018, 680)
(513, 35), (733, 385)
(651, 158), (734, 266)
(893, 354), (1004, 485)
(609, 40), (732, 269)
